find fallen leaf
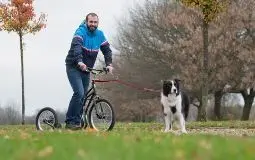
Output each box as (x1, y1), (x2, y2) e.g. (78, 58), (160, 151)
(77, 149), (86, 158)
(38, 146), (53, 158)
(175, 150), (185, 159)
(199, 140), (211, 150)
(4, 135), (10, 139)
(19, 131), (31, 140)
(86, 128), (97, 133)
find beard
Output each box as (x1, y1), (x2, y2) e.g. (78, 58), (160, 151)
(86, 24), (97, 32)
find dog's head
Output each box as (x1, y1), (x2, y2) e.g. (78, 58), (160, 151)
(162, 79), (180, 96)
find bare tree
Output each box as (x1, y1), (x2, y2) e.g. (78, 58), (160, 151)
(0, 106), (6, 124)
(114, 0), (254, 121)
(218, 0), (255, 120)
(3, 102), (21, 125)
(172, 0), (255, 120)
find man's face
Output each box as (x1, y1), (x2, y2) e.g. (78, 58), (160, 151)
(86, 15), (98, 32)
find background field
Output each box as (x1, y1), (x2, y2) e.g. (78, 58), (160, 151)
(1, 121), (255, 160)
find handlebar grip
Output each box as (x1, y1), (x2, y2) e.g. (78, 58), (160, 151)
(85, 67), (92, 72)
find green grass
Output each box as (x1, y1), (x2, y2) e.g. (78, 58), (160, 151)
(1, 121), (255, 160)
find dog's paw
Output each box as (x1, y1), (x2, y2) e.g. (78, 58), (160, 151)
(181, 130), (188, 134)
(163, 129), (175, 133)
(161, 129), (170, 133)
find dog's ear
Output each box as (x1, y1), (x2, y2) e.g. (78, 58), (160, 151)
(161, 80), (167, 84)
(174, 79), (181, 83)
(174, 79), (181, 89)
(160, 80), (163, 86)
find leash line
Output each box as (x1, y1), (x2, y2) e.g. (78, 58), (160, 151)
(93, 79), (161, 93)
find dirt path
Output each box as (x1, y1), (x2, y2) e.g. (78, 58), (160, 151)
(188, 128), (255, 136)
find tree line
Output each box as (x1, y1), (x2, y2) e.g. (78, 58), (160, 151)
(1, 0), (254, 123)
(0, 96), (254, 125)
(103, 0), (255, 121)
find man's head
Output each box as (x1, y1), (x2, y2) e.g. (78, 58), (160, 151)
(85, 13), (99, 32)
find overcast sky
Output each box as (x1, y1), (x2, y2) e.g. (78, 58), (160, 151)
(0, 0), (144, 116)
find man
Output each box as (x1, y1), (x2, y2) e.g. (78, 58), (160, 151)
(65, 13), (113, 130)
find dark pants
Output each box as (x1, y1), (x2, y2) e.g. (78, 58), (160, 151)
(65, 65), (90, 125)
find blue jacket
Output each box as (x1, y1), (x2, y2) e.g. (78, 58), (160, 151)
(65, 22), (112, 68)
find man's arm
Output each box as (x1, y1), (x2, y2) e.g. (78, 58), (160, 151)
(70, 35), (83, 65)
(100, 41), (112, 66)
(100, 32), (112, 66)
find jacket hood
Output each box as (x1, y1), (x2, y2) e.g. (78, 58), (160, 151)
(79, 20), (98, 36)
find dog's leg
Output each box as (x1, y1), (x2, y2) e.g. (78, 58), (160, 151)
(169, 121), (172, 131)
(169, 115), (174, 131)
(179, 114), (187, 133)
(162, 105), (171, 132)
(164, 114), (171, 132)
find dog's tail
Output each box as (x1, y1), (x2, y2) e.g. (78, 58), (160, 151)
(182, 92), (190, 120)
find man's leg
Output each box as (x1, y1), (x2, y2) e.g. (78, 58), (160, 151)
(79, 72), (90, 119)
(65, 66), (85, 127)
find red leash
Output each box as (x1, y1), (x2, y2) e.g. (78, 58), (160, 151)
(93, 79), (161, 93)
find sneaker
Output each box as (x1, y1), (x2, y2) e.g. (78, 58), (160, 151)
(65, 123), (81, 130)
(54, 123), (62, 129)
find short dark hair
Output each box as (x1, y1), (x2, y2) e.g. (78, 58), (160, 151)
(85, 13), (98, 22)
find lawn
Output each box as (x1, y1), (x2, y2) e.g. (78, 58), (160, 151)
(0, 121), (255, 160)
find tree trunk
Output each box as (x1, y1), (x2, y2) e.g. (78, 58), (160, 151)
(195, 97), (204, 121)
(19, 31), (25, 125)
(199, 20), (209, 121)
(214, 90), (223, 120)
(241, 88), (255, 121)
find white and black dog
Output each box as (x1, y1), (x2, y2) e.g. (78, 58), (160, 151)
(160, 79), (190, 133)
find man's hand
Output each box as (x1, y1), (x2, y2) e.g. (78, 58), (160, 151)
(106, 65), (114, 74)
(78, 62), (87, 71)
